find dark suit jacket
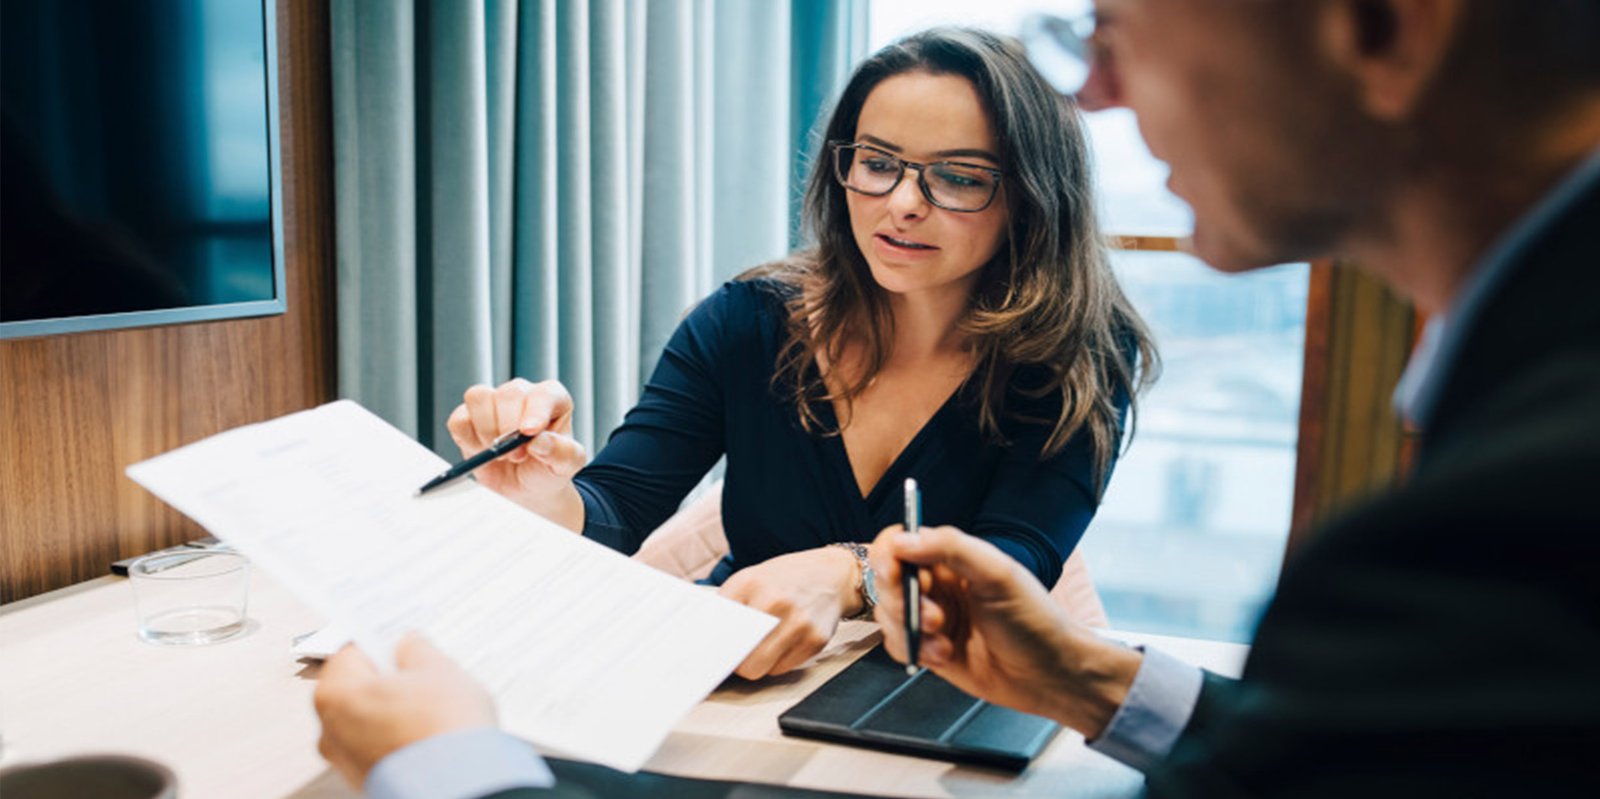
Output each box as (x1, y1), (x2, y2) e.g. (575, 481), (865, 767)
(1147, 176), (1600, 796)
(481, 758), (873, 798)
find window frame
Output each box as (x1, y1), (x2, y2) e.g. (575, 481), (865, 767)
(1286, 260), (1417, 560)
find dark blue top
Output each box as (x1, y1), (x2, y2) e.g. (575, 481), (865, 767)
(573, 278), (1123, 588)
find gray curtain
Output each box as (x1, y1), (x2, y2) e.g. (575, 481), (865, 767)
(332, 0), (867, 454)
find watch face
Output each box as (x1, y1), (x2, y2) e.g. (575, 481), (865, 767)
(862, 564), (880, 607)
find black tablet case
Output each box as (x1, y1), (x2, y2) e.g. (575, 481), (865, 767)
(777, 645), (1060, 771)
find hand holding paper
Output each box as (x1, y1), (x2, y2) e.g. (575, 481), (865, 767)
(312, 632), (535, 787)
(127, 400), (776, 772)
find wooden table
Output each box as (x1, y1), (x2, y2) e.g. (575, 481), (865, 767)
(0, 573), (1247, 798)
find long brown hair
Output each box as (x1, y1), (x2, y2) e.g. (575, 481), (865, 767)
(751, 27), (1158, 489)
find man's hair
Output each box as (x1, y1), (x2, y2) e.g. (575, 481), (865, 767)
(1458, 0), (1600, 112)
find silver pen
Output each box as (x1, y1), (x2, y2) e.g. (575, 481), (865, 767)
(903, 478), (922, 676)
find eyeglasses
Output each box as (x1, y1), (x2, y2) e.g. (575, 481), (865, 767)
(1019, 10), (1105, 98)
(830, 141), (1004, 213)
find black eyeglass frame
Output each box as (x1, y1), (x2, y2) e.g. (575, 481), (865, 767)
(829, 140), (1006, 214)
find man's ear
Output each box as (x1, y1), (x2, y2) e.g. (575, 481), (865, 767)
(1318, 0), (1467, 120)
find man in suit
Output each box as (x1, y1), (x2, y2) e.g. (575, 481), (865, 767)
(313, 0), (1600, 796)
(870, 0), (1600, 795)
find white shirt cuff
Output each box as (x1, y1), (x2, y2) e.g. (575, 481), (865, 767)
(1087, 645), (1204, 772)
(365, 727), (553, 799)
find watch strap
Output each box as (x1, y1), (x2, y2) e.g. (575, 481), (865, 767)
(830, 542), (876, 621)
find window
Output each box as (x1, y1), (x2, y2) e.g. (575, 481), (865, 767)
(870, 3), (1309, 642)
(1093, 252), (1306, 641)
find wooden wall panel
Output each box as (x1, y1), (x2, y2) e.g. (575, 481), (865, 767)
(0, 0), (334, 603)
(1287, 262), (1416, 558)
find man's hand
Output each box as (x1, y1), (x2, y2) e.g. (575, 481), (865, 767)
(868, 526), (1140, 738)
(719, 545), (862, 679)
(313, 633), (498, 788)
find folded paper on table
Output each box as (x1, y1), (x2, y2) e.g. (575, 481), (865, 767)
(126, 400), (776, 773)
(291, 624), (348, 660)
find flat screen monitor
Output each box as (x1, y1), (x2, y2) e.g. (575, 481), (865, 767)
(1, 0), (285, 339)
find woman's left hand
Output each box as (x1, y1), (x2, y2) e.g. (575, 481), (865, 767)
(718, 546), (862, 679)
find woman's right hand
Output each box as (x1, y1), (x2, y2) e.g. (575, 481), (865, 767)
(445, 378), (588, 531)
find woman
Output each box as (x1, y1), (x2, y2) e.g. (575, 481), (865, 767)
(448, 28), (1156, 679)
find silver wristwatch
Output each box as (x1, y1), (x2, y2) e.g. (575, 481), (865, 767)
(831, 542), (878, 620)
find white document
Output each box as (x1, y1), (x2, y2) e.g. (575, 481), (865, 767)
(291, 624), (349, 660)
(126, 400), (776, 773)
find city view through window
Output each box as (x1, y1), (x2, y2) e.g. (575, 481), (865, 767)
(870, 1), (1310, 641)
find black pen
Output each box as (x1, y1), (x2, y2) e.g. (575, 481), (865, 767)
(415, 429), (533, 496)
(903, 477), (922, 676)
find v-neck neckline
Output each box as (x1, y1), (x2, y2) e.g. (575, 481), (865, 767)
(813, 378), (969, 508)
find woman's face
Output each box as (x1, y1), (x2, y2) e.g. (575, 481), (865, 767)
(845, 71), (1009, 304)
